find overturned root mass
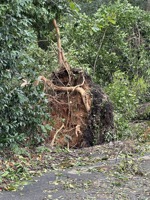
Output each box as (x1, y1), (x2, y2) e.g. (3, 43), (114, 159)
(39, 68), (114, 148)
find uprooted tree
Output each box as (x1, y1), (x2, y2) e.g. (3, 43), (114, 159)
(36, 19), (114, 148)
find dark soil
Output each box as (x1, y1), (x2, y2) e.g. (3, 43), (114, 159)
(84, 84), (114, 146)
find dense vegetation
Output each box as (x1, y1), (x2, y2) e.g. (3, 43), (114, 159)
(0, 0), (150, 149)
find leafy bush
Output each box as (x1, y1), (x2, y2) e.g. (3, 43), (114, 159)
(106, 71), (138, 119)
(62, 1), (150, 86)
(105, 71), (137, 138)
(0, 1), (54, 148)
(128, 0), (148, 10)
(105, 70), (150, 138)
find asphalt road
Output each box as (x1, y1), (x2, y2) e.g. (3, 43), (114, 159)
(0, 144), (150, 200)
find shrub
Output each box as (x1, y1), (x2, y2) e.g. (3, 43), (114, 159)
(105, 71), (137, 138)
(0, 1), (52, 148)
(105, 71), (138, 120)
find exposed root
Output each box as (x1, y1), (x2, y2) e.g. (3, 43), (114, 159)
(50, 123), (64, 147)
(75, 125), (82, 137)
(37, 75), (91, 112)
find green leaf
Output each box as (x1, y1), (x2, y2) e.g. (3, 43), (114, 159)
(45, 124), (52, 131)
(108, 18), (116, 24)
(39, 125), (47, 133)
(69, 2), (80, 12)
(91, 26), (100, 32)
(18, 93), (28, 104)
(1, 171), (9, 177)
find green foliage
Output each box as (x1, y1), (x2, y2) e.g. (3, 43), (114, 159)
(25, 0), (70, 50)
(105, 71), (138, 138)
(105, 70), (149, 138)
(0, 0), (78, 148)
(0, 1), (54, 148)
(106, 71), (138, 120)
(62, 1), (150, 85)
(128, 0), (148, 10)
(132, 76), (149, 102)
(75, 0), (149, 14)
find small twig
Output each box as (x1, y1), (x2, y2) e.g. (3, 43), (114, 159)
(127, 36), (137, 42)
(50, 124), (64, 146)
(115, 144), (125, 163)
(63, 127), (75, 133)
(93, 29), (107, 76)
